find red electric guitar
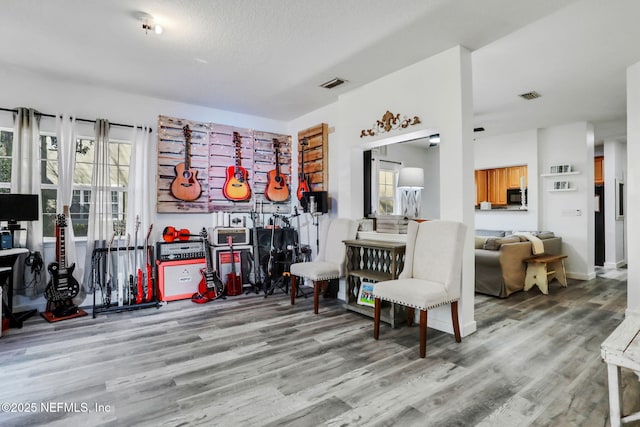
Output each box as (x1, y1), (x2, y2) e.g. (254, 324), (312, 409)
(170, 124), (202, 201)
(222, 131), (252, 201)
(296, 137), (311, 201)
(135, 216), (144, 304)
(264, 138), (290, 202)
(191, 228), (225, 303)
(225, 236), (243, 296)
(143, 224), (153, 302)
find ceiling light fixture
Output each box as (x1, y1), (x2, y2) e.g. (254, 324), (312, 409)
(519, 91), (541, 100)
(135, 11), (163, 35)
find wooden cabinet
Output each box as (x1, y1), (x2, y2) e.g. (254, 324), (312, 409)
(507, 165), (528, 189)
(344, 239), (406, 328)
(475, 165), (527, 206)
(595, 156), (604, 184)
(488, 168), (508, 205)
(475, 169), (488, 205)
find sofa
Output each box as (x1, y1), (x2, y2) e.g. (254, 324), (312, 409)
(475, 229), (562, 297)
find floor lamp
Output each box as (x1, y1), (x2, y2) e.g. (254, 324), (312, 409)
(398, 167), (424, 219)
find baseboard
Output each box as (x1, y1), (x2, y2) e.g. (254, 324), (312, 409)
(566, 271), (596, 281)
(428, 313), (477, 337)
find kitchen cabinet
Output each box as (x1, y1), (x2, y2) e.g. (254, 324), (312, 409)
(595, 156), (604, 185)
(488, 168), (508, 205)
(507, 165), (528, 189)
(475, 169), (488, 205)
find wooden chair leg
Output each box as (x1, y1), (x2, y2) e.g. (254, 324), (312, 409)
(373, 298), (381, 339)
(313, 281), (320, 314)
(451, 301), (461, 343)
(290, 275), (297, 305)
(419, 309), (427, 358)
(407, 307), (415, 327)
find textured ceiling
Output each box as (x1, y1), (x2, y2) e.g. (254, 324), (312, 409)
(1, 0), (638, 141)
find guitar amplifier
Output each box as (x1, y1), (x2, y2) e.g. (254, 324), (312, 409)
(212, 227), (250, 246)
(156, 258), (205, 301)
(156, 241), (205, 261)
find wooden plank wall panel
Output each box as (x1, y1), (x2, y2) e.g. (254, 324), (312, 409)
(298, 123), (329, 192)
(157, 115), (292, 214)
(157, 115), (210, 213)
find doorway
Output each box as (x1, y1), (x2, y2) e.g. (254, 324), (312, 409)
(595, 184), (605, 266)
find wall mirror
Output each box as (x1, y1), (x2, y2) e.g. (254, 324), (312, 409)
(362, 131), (440, 220)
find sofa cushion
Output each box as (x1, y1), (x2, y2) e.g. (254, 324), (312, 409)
(475, 236), (488, 249)
(482, 235), (521, 251)
(475, 229), (506, 237)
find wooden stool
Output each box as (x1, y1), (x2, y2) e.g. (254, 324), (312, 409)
(523, 254), (568, 294)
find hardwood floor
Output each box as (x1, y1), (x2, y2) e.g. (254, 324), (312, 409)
(0, 274), (631, 426)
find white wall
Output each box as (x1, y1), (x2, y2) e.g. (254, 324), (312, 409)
(336, 46), (476, 336)
(474, 129), (539, 231)
(626, 62), (640, 315)
(603, 139), (627, 268)
(538, 122), (595, 280)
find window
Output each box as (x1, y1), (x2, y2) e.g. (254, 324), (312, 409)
(0, 129), (13, 193)
(377, 165), (398, 215)
(40, 134), (131, 237)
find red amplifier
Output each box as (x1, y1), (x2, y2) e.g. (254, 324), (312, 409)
(156, 258), (205, 301)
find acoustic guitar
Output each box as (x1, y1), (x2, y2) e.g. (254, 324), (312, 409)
(223, 131), (252, 201)
(170, 124), (202, 201)
(264, 139), (290, 202)
(296, 137), (311, 201)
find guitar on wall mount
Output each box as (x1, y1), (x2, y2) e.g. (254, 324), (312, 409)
(296, 137), (311, 203)
(170, 124), (202, 202)
(264, 138), (290, 202)
(191, 228), (225, 303)
(223, 131), (252, 201)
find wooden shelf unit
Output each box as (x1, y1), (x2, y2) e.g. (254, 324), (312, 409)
(343, 239), (406, 328)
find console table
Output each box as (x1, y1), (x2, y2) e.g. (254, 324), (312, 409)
(343, 239), (406, 328)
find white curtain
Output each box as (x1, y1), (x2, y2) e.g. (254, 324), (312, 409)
(11, 108), (43, 251)
(82, 119), (113, 291)
(55, 114), (81, 285)
(126, 125), (154, 240)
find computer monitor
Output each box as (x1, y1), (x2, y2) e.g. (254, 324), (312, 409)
(0, 193), (39, 229)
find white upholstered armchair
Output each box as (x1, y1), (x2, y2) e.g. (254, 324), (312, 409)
(290, 218), (358, 314)
(372, 220), (467, 358)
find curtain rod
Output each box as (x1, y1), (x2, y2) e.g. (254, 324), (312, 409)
(0, 107), (152, 133)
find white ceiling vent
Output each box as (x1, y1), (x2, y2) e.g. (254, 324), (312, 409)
(519, 91), (541, 100)
(320, 78), (347, 89)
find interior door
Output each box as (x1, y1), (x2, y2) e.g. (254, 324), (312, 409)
(595, 185), (605, 266)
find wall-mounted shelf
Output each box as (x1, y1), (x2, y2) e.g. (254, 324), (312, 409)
(540, 171), (581, 177)
(548, 188), (577, 192)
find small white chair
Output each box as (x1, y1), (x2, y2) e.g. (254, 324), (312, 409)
(372, 220), (467, 358)
(290, 218), (358, 314)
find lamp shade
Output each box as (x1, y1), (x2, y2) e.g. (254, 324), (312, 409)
(397, 167), (424, 189)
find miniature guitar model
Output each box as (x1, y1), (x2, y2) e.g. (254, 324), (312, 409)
(265, 139), (290, 202)
(191, 228), (225, 303)
(134, 216), (144, 304)
(44, 208), (81, 304)
(296, 137), (311, 201)
(143, 224), (154, 302)
(104, 233), (116, 307)
(162, 226), (191, 242)
(226, 236), (243, 296)
(170, 124), (202, 201)
(223, 131), (252, 201)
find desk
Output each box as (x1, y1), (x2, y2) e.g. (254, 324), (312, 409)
(344, 239), (406, 328)
(523, 253), (568, 294)
(601, 316), (640, 427)
(0, 248), (36, 328)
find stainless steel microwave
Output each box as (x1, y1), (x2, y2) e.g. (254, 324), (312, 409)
(507, 188), (526, 205)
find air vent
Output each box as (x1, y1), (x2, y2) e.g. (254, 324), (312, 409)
(519, 91), (541, 100)
(320, 78), (347, 89)
(473, 127), (485, 132)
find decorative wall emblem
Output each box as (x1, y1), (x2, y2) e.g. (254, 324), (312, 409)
(360, 110), (421, 138)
